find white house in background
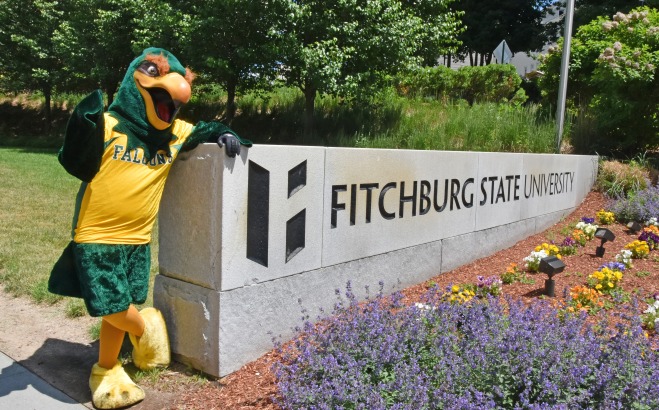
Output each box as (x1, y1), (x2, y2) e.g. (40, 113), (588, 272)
(442, 6), (563, 77)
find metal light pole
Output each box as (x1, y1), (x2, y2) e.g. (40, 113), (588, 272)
(555, 0), (576, 153)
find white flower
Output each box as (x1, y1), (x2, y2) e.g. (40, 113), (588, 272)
(613, 41), (623, 51)
(524, 250), (548, 270)
(615, 249), (633, 268)
(645, 217), (658, 227)
(576, 222), (598, 238)
(414, 302), (434, 311)
(613, 12), (629, 24)
(602, 21), (613, 31)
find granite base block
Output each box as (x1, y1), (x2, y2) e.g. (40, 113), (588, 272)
(440, 218), (537, 273)
(156, 240), (442, 377)
(153, 276), (220, 376)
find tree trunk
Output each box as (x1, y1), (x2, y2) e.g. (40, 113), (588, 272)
(303, 80), (316, 142)
(105, 81), (118, 108)
(225, 77), (237, 124)
(43, 87), (52, 134)
(447, 53), (452, 68)
(487, 52), (493, 65)
(469, 51), (474, 66)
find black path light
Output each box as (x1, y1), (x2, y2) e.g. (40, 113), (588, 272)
(627, 221), (642, 234)
(594, 228), (616, 257)
(539, 256), (566, 297)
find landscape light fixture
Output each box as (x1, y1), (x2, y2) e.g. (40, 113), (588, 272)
(594, 228), (615, 257)
(539, 256), (565, 297)
(627, 221), (642, 233)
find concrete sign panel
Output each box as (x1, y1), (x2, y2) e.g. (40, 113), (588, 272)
(323, 148), (478, 266)
(156, 144), (598, 376)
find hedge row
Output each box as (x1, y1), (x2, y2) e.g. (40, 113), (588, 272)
(396, 64), (527, 105)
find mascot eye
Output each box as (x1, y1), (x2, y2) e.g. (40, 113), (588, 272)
(138, 62), (160, 77)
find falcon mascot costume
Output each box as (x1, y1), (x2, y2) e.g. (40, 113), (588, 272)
(49, 47), (251, 409)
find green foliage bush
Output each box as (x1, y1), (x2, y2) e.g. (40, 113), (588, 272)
(596, 159), (652, 198)
(396, 64), (527, 105)
(539, 7), (659, 156)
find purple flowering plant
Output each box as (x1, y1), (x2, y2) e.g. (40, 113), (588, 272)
(610, 184), (659, 222)
(273, 284), (659, 409)
(638, 229), (659, 250)
(599, 261), (626, 272)
(559, 236), (578, 256)
(581, 216), (595, 224)
(476, 275), (502, 296)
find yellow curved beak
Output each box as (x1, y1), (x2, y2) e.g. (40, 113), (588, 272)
(134, 71), (191, 130)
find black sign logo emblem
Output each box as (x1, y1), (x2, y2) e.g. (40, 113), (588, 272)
(246, 160), (307, 267)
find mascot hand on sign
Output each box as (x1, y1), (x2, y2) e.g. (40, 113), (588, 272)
(48, 48), (251, 409)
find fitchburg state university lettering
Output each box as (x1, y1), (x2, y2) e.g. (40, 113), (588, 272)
(331, 172), (575, 228)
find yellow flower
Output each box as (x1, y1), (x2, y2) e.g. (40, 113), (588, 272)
(451, 285), (460, 293)
(596, 284), (602, 289)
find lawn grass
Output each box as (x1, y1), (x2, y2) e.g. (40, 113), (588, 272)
(0, 147), (159, 312)
(0, 148), (78, 303)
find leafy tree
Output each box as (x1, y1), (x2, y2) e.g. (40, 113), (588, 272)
(401, 0), (464, 66)
(281, 0), (462, 140)
(539, 7), (659, 156)
(455, 0), (555, 66)
(0, 0), (65, 127)
(548, 0), (659, 34)
(54, 0), (178, 105)
(177, 0), (293, 123)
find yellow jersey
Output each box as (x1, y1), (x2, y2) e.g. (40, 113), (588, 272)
(73, 113), (193, 244)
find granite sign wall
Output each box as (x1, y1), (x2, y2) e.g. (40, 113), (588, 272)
(154, 144), (598, 377)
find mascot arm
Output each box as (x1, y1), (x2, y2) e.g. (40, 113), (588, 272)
(182, 121), (252, 158)
(58, 89), (105, 182)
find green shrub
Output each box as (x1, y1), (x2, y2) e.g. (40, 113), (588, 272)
(596, 159), (651, 198)
(397, 64), (526, 105)
(539, 7), (659, 156)
(396, 65), (454, 100)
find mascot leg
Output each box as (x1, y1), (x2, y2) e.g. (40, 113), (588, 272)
(128, 307), (171, 370)
(90, 306), (146, 409)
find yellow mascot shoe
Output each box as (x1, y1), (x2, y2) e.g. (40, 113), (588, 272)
(89, 362), (144, 409)
(129, 307), (171, 370)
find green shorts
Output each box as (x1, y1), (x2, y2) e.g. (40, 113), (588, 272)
(49, 241), (151, 317)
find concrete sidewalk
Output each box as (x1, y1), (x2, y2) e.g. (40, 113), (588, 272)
(0, 351), (87, 409)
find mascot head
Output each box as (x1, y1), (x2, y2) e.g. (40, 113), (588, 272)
(131, 48), (194, 130)
(108, 48), (196, 158)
